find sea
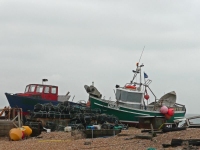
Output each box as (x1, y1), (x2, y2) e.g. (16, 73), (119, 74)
(185, 114), (200, 124)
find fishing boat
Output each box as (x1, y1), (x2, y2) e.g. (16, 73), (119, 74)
(85, 63), (186, 125)
(5, 79), (79, 116)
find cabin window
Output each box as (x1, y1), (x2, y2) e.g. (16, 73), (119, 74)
(25, 86), (29, 93)
(126, 92), (142, 103)
(36, 86), (43, 93)
(51, 87), (57, 94)
(44, 86), (50, 93)
(30, 85), (36, 92)
(116, 89), (142, 103)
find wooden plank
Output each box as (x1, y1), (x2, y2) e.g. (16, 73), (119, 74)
(148, 131), (163, 134)
(117, 133), (130, 136)
(150, 123), (153, 136)
(135, 134), (152, 139)
(124, 136), (135, 140)
(141, 129), (160, 133)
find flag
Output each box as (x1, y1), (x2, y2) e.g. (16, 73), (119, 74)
(144, 72), (148, 78)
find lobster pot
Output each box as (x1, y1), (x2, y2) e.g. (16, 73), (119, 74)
(33, 111), (47, 118)
(25, 121), (42, 137)
(55, 112), (61, 119)
(45, 121), (57, 132)
(47, 111), (55, 118)
(34, 103), (44, 112)
(57, 125), (65, 131)
(0, 120), (17, 137)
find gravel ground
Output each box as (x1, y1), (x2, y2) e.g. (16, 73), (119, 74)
(0, 128), (200, 150)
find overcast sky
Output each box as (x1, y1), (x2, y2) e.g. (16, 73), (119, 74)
(0, 0), (200, 114)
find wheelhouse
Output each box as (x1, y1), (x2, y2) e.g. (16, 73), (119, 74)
(17, 84), (58, 101)
(116, 88), (144, 104)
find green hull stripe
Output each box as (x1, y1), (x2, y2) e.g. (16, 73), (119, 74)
(90, 96), (186, 123)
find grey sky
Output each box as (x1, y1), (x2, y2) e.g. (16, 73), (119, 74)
(0, 1), (200, 114)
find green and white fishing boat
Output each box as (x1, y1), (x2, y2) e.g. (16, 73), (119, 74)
(84, 63), (186, 125)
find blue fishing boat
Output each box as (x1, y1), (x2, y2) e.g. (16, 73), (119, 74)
(5, 80), (79, 115)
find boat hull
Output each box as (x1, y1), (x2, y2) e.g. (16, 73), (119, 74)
(89, 96), (186, 125)
(5, 93), (77, 115)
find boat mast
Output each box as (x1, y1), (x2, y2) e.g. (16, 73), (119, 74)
(130, 63), (139, 83)
(138, 46), (145, 91)
(131, 46), (145, 87)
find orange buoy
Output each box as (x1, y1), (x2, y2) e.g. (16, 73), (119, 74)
(125, 85), (136, 90)
(9, 128), (23, 141)
(22, 126), (32, 137)
(165, 114), (171, 120)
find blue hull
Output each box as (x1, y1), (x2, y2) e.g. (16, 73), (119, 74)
(5, 93), (77, 113)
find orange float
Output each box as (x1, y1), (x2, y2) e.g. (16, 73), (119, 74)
(9, 128), (23, 141)
(165, 114), (171, 120)
(22, 126), (32, 137)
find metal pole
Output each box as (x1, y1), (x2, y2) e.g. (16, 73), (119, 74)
(131, 72), (138, 83)
(140, 67), (142, 91)
(147, 86), (157, 110)
(21, 108), (23, 125)
(8, 107), (10, 120)
(92, 129), (93, 140)
(18, 110), (21, 128)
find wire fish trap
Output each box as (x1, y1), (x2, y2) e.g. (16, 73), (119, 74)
(34, 103), (44, 112)
(32, 111), (47, 118)
(43, 103), (54, 112)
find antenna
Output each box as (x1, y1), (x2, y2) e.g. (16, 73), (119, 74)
(131, 46), (145, 83)
(138, 46), (145, 64)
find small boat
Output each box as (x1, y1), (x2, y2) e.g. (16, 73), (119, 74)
(5, 80), (80, 116)
(85, 62), (186, 126)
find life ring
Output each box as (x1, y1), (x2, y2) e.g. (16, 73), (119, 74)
(125, 84), (136, 90)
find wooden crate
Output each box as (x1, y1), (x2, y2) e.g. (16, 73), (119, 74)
(0, 120), (16, 137)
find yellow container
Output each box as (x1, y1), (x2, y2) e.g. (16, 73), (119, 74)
(22, 126), (32, 136)
(9, 128), (22, 141)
